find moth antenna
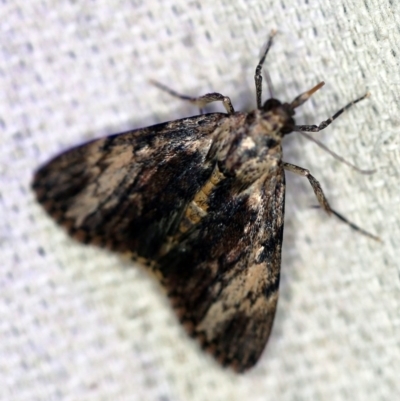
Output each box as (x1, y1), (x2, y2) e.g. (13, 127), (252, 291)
(299, 131), (376, 175)
(263, 69), (274, 98)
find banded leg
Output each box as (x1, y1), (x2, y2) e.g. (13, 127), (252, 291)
(283, 162), (380, 241)
(284, 162), (331, 214)
(294, 92), (370, 132)
(150, 80), (234, 114)
(254, 30), (277, 109)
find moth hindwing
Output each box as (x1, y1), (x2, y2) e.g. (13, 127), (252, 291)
(33, 32), (373, 372)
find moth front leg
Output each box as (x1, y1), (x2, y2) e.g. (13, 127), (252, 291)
(293, 92), (370, 132)
(149, 79), (234, 114)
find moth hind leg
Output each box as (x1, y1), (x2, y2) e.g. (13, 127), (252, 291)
(283, 162), (380, 241)
(149, 79), (234, 114)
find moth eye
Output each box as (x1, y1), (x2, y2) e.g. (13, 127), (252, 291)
(262, 98), (281, 111)
(265, 138), (278, 148)
(281, 118), (295, 134)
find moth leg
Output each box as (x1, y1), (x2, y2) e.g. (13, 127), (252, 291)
(283, 162), (380, 241)
(149, 79), (234, 114)
(283, 162), (331, 214)
(255, 30), (277, 109)
(294, 92), (370, 132)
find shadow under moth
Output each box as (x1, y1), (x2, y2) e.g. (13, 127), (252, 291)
(32, 32), (378, 372)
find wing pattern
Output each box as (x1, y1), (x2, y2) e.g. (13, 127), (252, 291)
(160, 170), (285, 371)
(33, 114), (226, 257)
(33, 110), (286, 372)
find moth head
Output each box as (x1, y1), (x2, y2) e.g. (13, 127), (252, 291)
(261, 81), (326, 137)
(261, 98), (296, 135)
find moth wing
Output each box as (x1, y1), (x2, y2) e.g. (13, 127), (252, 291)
(32, 114), (227, 257)
(160, 169), (285, 371)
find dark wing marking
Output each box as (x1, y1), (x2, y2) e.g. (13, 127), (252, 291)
(32, 114), (227, 257)
(159, 168), (285, 372)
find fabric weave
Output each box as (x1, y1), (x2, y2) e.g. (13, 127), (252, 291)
(1, 1), (399, 400)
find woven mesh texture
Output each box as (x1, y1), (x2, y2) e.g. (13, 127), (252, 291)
(2, 1), (399, 400)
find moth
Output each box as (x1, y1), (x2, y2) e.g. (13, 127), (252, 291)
(32, 32), (377, 372)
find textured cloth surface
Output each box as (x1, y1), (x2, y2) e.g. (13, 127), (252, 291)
(2, 1), (400, 400)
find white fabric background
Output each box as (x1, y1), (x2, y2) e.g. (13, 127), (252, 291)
(2, 1), (399, 400)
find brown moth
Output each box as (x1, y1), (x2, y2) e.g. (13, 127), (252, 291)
(32, 32), (377, 372)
